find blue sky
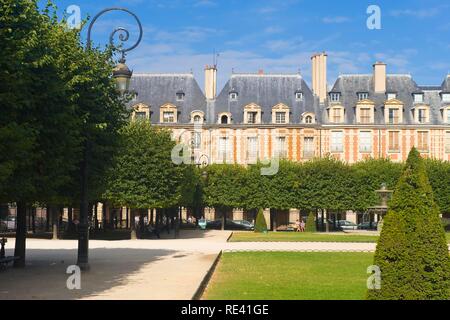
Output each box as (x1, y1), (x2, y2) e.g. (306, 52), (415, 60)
(51, 0), (450, 90)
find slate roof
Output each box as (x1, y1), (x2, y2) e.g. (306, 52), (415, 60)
(128, 71), (450, 126)
(129, 73), (206, 124)
(213, 73), (319, 124)
(329, 74), (450, 125)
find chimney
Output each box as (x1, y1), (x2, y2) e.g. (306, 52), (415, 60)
(373, 62), (386, 93)
(311, 52), (327, 103)
(204, 65), (217, 100)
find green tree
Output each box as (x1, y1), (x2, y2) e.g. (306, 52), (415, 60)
(368, 148), (450, 300)
(0, 0), (90, 266)
(254, 209), (268, 233)
(424, 158), (450, 215)
(104, 121), (186, 237)
(305, 212), (316, 232)
(203, 164), (246, 229)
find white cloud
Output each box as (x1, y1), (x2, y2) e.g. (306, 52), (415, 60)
(322, 16), (350, 24)
(193, 0), (217, 7)
(390, 5), (449, 19)
(264, 26), (284, 34)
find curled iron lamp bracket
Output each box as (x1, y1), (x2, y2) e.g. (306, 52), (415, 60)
(86, 7), (143, 62)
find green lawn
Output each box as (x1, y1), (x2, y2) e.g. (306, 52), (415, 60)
(203, 252), (374, 300)
(230, 232), (450, 243)
(230, 232), (380, 243)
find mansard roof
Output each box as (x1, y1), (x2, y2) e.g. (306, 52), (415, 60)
(128, 70), (450, 126)
(129, 73), (206, 123)
(213, 73), (319, 124)
(329, 74), (448, 125)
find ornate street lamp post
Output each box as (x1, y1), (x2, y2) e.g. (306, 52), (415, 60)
(77, 8), (143, 270)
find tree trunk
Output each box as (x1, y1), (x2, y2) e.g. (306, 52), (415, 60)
(325, 210), (330, 233)
(31, 208), (36, 234)
(77, 146), (90, 270)
(13, 201), (27, 268)
(51, 206), (58, 240)
(130, 209), (137, 240)
(68, 207), (73, 233)
(45, 206), (50, 232)
(150, 209), (154, 227)
(221, 209), (226, 231)
(126, 207), (129, 229)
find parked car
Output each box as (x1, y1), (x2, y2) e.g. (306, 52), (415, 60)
(205, 219), (255, 231)
(0, 216), (16, 231)
(337, 220), (358, 231)
(232, 220), (255, 231)
(198, 219), (208, 230)
(180, 219), (196, 229)
(357, 221), (378, 230)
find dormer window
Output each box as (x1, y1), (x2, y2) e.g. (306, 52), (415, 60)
(387, 93), (397, 100)
(329, 106), (344, 123)
(218, 112), (232, 125)
(295, 92), (304, 101)
(271, 103), (290, 124)
(413, 93), (424, 104)
(275, 112), (286, 124)
(442, 93), (450, 103)
(191, 111), (205, 124)
(244, 103), (262, 124)
(302, 112), (316, 124)
(414, 106), (429, 124)
(163, 111), (175, 123)
(358, 92), (369, 101)
(135, 112), (147, 120)
(176, 91), (185, 101)
(329, 92), (341, 102)
(247, 112), (257, 124)
(229, 92), (238, 101)
(160, 103), (178, 123)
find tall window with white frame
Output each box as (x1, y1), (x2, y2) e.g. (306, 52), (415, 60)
(417, 131), (429, 152)
(388, 131), (400, 152)
(359, 131), (372, 153)
(135, 111), (147, 120)
(417, 108), (427, 124)
(275, 112), (286, 124)
(303, 137), (315, 159)
(247, 137), (258, 163)
(331, 108), (342, 123)
(218, 137), (229, 163)
(163, 111), (175, 123)
(447, 109), (450, 124)
(359, 108), (371, 124)
(275, 136), (287, 158)
(247, 112), (257, 124)
(446, 131), (450, 153)
(388, 108), (400, 124)
(192, 132), (201, 149)
(330, 131), (344, 153)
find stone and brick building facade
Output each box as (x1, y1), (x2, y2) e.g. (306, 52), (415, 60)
(129, 53), (450, 167)
(124, 53), (450, 226)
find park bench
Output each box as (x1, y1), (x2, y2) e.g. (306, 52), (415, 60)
(0, 237), (19, 270)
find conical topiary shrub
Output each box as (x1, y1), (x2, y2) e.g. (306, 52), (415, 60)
(368, 148), (450, 300)
(305, 212), (317, 233)
(254, 208), (268, 233)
